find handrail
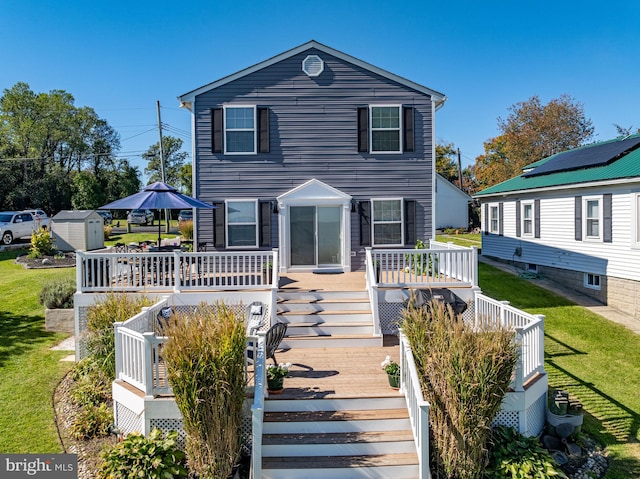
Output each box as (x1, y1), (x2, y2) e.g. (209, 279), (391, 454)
(76, 250), (277, 293)
(250, 333), (266, 479)
(474, 292), (545, 390)
(399, 330), (431, 479)
(371, 246), (476, 288)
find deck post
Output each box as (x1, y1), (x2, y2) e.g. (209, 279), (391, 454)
(419, 403), (431, 479)
(513, 327), (525, 392)
(142, 332), (155, 398)
(535, 314), (545, 374)
(471, 246), (478, 286)
(114, 322), (123, 381)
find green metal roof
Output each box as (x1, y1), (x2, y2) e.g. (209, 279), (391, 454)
(475, 134), (640, 197)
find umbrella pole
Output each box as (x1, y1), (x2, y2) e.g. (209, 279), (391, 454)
(157, 211), (161, 246)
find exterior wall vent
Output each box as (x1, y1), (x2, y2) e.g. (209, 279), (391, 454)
(302, 55), (324, 77)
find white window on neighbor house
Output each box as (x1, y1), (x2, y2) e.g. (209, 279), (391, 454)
(489, 205), (499, 234)
(224, 106), (256, 154)
(522, 202), (534, 236)
(372, 198), (403, 246)
(584, 273), (601, 290)
(370, 106), (402, 153)
(584, 196), (601, 240)
(226, 200), (258, 248)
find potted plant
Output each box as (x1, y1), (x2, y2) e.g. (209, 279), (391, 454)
(40, 278), (76, 333)
(266, 363), (291, 393)
(381, 355), (400, 389)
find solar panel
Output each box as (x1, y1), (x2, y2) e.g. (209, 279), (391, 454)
(523, 136), (640, 177)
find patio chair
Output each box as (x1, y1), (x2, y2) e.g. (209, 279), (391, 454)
(246, 301), (267, 336)
(156, 306), (175, 336)
(264, 322), (288, 366)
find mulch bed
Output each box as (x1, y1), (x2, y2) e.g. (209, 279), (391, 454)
(15, 252), (77, 269)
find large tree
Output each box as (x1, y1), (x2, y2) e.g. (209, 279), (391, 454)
(0, 82), (124, 213)
(474, 95), (594, 187)
(143, 136), (189, 188)
(436, 142), (460, 183)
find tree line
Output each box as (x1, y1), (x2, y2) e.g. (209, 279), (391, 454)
(0, 82), (190, 215)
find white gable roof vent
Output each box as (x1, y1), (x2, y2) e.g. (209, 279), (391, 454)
(302, 54), (324, 77)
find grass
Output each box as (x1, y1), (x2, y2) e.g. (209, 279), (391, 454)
(105, 222), (183, 247)
(479, 262), (640, 479)
(0, 249), (76, 453)
(436, 233), (481, 250)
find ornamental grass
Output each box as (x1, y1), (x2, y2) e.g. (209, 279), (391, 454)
(401, 297), (518, 479)
(163, 302), (246, 479)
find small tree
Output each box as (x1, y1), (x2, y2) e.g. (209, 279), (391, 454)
(163, 303), (246, 479)
(401, 299), (518, 479)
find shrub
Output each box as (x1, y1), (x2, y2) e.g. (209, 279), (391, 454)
(401, 298), (519, 479)
(163, 302), (246, 479)
(39, 278), (75, 309)
(69, 402), (112, 440)
(98, 429), (187, 479)
(178, 220), (193, 240)
(487, 425), (567, 478)
(103, 224), (112, 240)
(29, 228), (56, 258)
(69, 359), (111, 406)
(85, 293), (153, 380)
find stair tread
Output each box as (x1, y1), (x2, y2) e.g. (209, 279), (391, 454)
(263, 430), (414, 445)
(285, 321), (373, 326)
(278, 310), (372, 315)
(264, 408), (409, 422)
(282, 334), (377, 339)
(278, 298), (370, 304)
(263, 453), (419, 469)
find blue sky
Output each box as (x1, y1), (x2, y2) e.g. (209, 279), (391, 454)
(1, 0), (638, 180)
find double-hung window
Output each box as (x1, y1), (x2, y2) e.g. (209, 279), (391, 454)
(522, 202), (534, 236)
(225, 106), (256, 154)
(370, 106), (401, 153)
(226, 200), (258, 248)
(489, 205), (499, 233)
(584, 197), (601, 240)
(372, 199), (403, 246)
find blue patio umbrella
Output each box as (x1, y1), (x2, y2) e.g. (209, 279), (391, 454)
(101, 181), (215, 245)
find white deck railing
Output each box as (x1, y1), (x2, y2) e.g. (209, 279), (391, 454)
(399, 331), (431, 479)
(368, 244), (477, 288)
(474, 293), (545, 391)
(250, 333), (267, 479)
(76, 250), (278, 293)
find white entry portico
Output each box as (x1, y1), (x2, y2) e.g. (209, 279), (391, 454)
(277, 179), (352, 273)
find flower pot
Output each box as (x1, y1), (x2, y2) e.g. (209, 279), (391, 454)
(267, 377), (284, 393)
(387, 372), (400, 389)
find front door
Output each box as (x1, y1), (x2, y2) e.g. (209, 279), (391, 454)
(290, 206), (342, 268)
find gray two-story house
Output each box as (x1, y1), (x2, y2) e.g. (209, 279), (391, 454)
(178, 40), (446, 273)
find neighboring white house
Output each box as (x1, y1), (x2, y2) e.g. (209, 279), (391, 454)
(475, 134), (640, 318)
(435, 173), (470, 229)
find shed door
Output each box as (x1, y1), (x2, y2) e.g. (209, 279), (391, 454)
(87, 219), (103, 250)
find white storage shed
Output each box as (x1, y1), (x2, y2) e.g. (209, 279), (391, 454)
(52, 210), (104, 251)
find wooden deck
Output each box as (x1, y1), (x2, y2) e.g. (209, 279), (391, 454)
(265, 335), (400, 400)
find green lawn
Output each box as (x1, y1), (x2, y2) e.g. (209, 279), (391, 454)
(0, 250), (75, 453)
(436, 233), (481, 250)
(479, 262), (640, 479)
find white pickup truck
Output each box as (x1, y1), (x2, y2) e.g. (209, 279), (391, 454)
(0, 210), (51, 245)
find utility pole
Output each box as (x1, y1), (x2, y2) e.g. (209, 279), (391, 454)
(157, 101), (169, 234)
(457, 148), (464, 191)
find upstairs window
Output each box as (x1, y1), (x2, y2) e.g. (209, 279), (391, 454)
(372, 198), (403, 246)
(225, 106), (256, 154)
(370, 106), (401, 153)
(226, 200), (258, 248)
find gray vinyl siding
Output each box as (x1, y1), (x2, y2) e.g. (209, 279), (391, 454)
(192, 48), (435, 267)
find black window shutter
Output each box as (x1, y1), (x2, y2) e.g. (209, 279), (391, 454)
(357, 107), (369, 153)
(259, 200), (271, 247)
(575, 196), (582, 241)
(498, 202), (504, 236)
(405, 200), (416, 246)
(534, 199), (541, 238)
(515, 200), (521, 237)
(484, 203), (489, 235)
(403, 107), (414, 152)
(258, 107), (270, 153)
(358, 201), (371, 246)
(214, 202), (225, 248)
(212, 108), (223, 153)
(603, 193), (612, 243)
